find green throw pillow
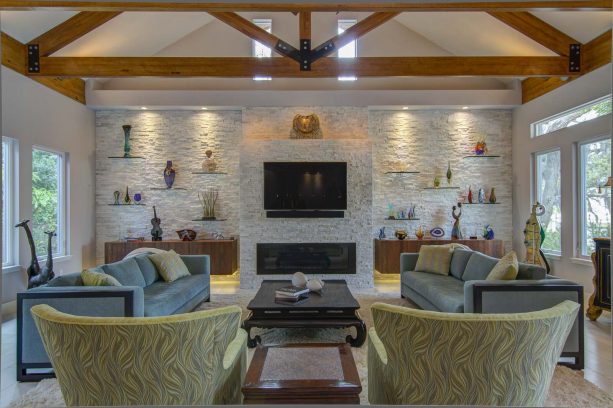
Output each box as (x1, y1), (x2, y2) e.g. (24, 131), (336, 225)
(415, 245), (453, 276)
(486, 251), (519, 280)
(148, 250), (191, 282)
(81, 269), (122, 287)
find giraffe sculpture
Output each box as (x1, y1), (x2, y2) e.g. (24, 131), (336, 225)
(523, 202), (550, 273)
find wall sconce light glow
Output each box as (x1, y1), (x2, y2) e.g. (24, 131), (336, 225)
(338, 76), (357, 81)
(462, 106), (469, 110)
(402, 107), (409, 110)
(140, 106), (148, 110)
(253, 76), (272, 81)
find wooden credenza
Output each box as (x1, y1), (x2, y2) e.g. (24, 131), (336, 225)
(374, 238), (505, 274)
(105, 239), (238, 275)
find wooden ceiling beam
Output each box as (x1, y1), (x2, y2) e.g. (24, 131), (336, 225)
(312, 12), (399, 61)
(30, 55), (572, 78)
(299, 11), (311, 40)
(28, 11), (122, 56)
(521, 29), (611, 103)
(0, 1), (610, 12)
(1, 32), (85, 103)
(488, 11), (579, 56)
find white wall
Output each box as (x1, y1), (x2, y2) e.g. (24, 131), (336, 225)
(512, 64), (612, 289)
(1, 67), (96, 304)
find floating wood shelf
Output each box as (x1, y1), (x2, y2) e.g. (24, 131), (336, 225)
(150, 187), (188, 190)
(462, 155), (501, 159)
(423, 186), (460, 190)
(107, 156), (145, 159)
(384, 171), (420, 174)
(192, 218), (228, 221)
(192, 171), (228, 175)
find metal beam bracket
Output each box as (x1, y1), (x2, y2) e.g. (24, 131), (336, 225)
(27, 44), (40, 74)
(311, 41), (336, 63)
(274, 40), (301, 64)
(300, 39), (311, 71)
(569, 43), (581, 73)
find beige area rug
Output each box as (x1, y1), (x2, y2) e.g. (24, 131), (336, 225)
(10, 290), (613, 407)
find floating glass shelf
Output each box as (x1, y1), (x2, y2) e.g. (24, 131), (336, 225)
(107, 156), (145, 159)
(384, 171), (420, 174)
(192, 218), (228, 221)
(384, 218), (421, 221)
(463, 155), (501, 159)
(192, 171), (228, 175)
(150, 187), (188, 190)
(462, 202), (501, 205)
(423, 186), (460, 190)
(107, 203), (146, 206)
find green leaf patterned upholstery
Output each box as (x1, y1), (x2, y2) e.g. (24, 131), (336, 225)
(368, 300), (579, 406)
(31, 304), (246, 406)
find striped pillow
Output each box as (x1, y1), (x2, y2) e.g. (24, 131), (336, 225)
(414, 245), (454, 275)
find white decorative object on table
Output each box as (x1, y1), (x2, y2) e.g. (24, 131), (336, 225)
(306, 278), (325, 294)
(292, 271), (308, 288)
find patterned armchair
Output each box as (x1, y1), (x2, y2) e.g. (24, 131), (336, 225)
(368, 301), (579, 406)
(31, 304), (246, 406)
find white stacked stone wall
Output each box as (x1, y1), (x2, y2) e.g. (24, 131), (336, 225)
(95, 107), (512, 285)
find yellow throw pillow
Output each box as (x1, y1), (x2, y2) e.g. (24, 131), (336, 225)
(414, 245), (453, 275)
(148, 250), (191, 282)
(81, 269), (122, 287)
(486, 251), (519, 280)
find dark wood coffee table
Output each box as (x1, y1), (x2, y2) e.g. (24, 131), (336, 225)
(242, 343), (362, 404)
(242, 279), (366, 348)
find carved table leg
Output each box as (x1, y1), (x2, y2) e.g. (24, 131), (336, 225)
(586, 252), (604, 321)
(345, 316), (367, 347)
(242, 318), (261, 348)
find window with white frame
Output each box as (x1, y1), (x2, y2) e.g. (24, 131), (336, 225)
(535, 149), (562, 254)
(531, 95), (612, 138)
(32, 147), (67, 258)
(252, 19), (272, 58)
(2, 137), (18, 268)
(337, 19), (357, 81)
(579, 138), (611, 256)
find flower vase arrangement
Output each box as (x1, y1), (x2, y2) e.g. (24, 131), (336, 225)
(198, 189), (219, 220)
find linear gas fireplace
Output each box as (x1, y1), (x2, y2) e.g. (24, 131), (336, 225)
(257, 243), (356, 275)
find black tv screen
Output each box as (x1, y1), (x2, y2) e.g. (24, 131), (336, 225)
(264, 162), (347, 210)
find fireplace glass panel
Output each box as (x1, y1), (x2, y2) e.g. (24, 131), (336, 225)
(257, 243), (356, 275)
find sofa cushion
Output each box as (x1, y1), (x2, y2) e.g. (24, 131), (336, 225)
(143, 274), (208, 317)
(449, 249), (473, 280)
(401, 271), (465, 313)
(101, 258), (146, 287)
(462, 252), (499, 281)
(133, 254), (160, 286)
(149, 250), (191, 282)
(486, 251), (519, 280)
(46, 272), (84, 287)
(415, 245), (453, 275)
(81, 269), (122, 286)
(517, 263), (546, 280)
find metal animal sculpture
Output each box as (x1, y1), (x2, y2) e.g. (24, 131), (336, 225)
(43, 231), (56, 282)
(151, 206), (163, 241)
(523, 202), (550, 273)
(15, 220), (54, 288)
(451, 203), (463, 240)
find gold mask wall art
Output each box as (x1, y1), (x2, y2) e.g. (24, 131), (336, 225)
(289, 113), (324, 139)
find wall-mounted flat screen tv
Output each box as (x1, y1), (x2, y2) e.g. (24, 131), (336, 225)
(264, 162), (347, 210)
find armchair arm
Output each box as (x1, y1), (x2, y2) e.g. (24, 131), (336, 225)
(368, 327), (390, 404)
(400, 253), (419, 273)
(215, 328), (247, 405)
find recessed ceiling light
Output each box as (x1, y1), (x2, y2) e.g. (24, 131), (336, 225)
(462, 106), (469, 110)
(338, 76), (357, 81)
(140, 106), (148, 110)
(402, 107), (409, 110)
(201, 107), (208, 110)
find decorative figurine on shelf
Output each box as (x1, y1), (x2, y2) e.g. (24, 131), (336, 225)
(150, 206), (163, 241)
(446, 162), (453, 185)
(474, 134), (488, 156)
(482, 224), (495, 240)
(202, 149), (218, 172)
(433, 176), (441, 188)
(378, 227), (386, 240)
(164, 160), (176, 189)
(407, 204), (416, 220)
(199, 189), (219, 220)
(451, 202), (463, 239)
(430, 227), (445, 238)
(113, 190), (121, 205)
(134, 193), (142, 205)
(478, 188), (485, 204)
(122, 125), (132, 158)
(415, 226), (425, 240)
(15, 220), (55, 289)
(123, 186), (131, 205)
(523, 202), (550, 272)
(387, 203), (395, 219)
(489, 187), (497, 204)
(289, 113), (323, 139)
(467, 185), (473, 204)
(395, 229), (408, 240)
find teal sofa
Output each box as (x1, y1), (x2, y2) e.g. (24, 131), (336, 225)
(400, 248), (584, 369)
(17, 253), (210, 381)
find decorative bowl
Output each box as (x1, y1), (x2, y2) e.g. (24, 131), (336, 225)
(430, 227), (445, 238)
(395, 229), (408, 240)
(176, 229), (197, 241)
